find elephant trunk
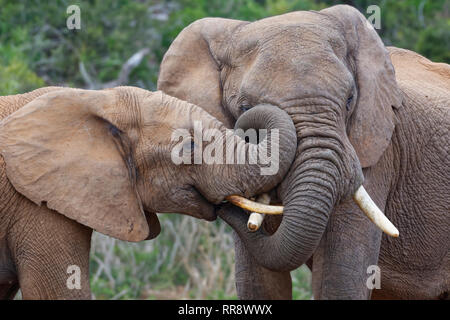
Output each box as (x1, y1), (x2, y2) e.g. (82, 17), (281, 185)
(199, 105), (297, 203)
(220, 146), (340, 271)
(229, 105), (298, 196)
(219, 104), (364, 271)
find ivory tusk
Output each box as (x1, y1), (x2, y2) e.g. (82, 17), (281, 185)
(247, 194), (270, 232)
(248, 212), (265, 231)
(353, 185), (399, 238)
(227, 186), (399, 237)
(226, 195), (284, 215)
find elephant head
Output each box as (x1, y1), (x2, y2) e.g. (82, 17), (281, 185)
(0, 87), (296, 242)
(158, 5), (402, 271)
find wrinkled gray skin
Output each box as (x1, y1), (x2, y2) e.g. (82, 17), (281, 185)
(0, 87), (296, 299)
(158, 5), (449, 299)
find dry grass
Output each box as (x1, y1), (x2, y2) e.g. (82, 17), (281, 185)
(15, 214), (311, 300)
(90, 214), (312, 300)
(90, 214), (238, 299)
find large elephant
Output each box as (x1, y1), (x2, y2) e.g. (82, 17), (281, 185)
(158, 5), (450, 299)
(0, 86), (296, 299)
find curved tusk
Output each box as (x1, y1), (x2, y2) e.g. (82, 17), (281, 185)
(226, 195), (283, 215)
(227, 187), (399, 237)
(353, 185), (399, 238)
(247, 193), (270, 232)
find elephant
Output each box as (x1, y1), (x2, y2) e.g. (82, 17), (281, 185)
(157, 5), (450, 299)
(0, 86), (297, 299)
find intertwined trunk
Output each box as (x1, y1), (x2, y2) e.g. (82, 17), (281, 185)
(219, 104), (362, 271)
(199, 105), (298, 203)
(221, 145), (340, 271)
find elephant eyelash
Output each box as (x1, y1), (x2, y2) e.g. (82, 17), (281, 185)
(178, 139), (196, 166)
(182, 140), (196, 152)
(108, 122), (123, 138)
(346, 94), (354, 111)
(240, 104), (252, 112)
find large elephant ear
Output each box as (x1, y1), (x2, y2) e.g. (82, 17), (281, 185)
(322, 5), (403, 168)
(0, 89), (151, 242)
(158, 18), (246, 128)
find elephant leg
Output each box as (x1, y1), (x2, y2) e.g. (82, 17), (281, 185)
(8, 204), (92, 299)
(311, 168), (390, 300)
(233, 231), (292, 300)
(312, 202), (382, 299)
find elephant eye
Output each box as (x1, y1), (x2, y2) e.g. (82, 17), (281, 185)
(189, 140), (196, 152)
(346, 94), (354, 111)
(240, 104), (252, 112)
(182, 140), (195, 153)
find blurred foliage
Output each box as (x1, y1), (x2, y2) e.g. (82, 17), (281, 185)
(90, 216), (240, 300)
(0, 55), (45, 95)
(0, 0), (448, 95)
(88, 214), (312, 300)
(1, 0), (447, 299)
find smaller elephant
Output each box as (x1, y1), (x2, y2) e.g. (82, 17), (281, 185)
(0, 86), (297, 299)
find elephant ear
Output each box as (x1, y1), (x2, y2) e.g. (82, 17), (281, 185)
(0, 89), (151, 242)
(158, 17), (246, 128)
(322, 5), (403, 168)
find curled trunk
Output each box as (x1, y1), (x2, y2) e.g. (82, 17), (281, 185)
(199, 105), (298, 202)
(220, 149), (339, 271)
(218, 104), (364, 272)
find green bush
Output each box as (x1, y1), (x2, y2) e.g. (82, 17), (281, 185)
(415, 21), (450, 63)
(0, 0), (164, 90)
(0, 45), (44, 95)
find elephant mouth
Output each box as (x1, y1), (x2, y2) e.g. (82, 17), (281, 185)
(190, 185), (219, 221)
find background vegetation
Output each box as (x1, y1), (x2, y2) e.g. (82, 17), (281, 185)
(2, 0), (448, 299)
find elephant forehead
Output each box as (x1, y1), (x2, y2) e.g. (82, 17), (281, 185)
(228, 51), (353, 105)
(230, 19), (347, 66)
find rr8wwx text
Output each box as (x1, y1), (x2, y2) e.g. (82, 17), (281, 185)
(178, 304), (273, 317)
